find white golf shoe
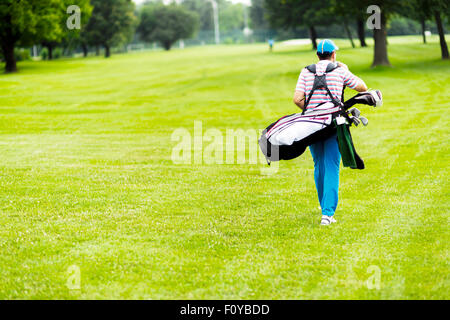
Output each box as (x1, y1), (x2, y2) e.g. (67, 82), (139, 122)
(320, 215), (337, 226)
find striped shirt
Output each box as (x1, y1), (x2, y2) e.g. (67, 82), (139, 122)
(296, 60), (359, 111)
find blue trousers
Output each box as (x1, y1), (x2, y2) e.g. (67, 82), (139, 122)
(309, 133), (341, 216)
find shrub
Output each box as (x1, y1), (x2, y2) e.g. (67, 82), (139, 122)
(53, 48), (63, 59)
(40, 47), (48, 60)
(224, 37), (234, 45)
(14, 48), (31, 61)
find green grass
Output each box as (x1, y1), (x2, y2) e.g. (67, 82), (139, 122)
(0, 35), (449, 299)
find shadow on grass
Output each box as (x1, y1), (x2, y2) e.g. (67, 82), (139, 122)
(0, 58), (88, 76)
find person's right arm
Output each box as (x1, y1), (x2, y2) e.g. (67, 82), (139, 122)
(293, 68), (307, 110)
(293, 90), (305, 110)
(338, 62), (368, 92)
(353, 77), (368, 92)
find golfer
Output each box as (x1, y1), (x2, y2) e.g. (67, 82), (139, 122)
(293, 39), (368, 225)
(268, 39), (274, 52)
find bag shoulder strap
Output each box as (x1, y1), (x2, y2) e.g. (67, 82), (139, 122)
(302, 62), (340, 114)
(302, 65), (317, 114)
(325, 62), (339, 73)
(306, 64), (316, 74)
(324, 63), (346, 103)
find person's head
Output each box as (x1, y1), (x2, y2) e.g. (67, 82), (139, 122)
(316, 39), (339, 62)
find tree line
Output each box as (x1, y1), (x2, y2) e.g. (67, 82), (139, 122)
(0, 0), (202, 73)
(258, 0), (449, 66)
(0, 0), (448, 73)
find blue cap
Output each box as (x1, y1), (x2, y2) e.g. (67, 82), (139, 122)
(317, 39), (339, 54)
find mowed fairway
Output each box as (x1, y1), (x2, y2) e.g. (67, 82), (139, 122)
(0, 36), (449, 299)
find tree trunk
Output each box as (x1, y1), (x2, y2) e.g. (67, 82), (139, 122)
(356, 19), (367, 47)
(1, 12), (17, 73)
(163, 42), (172, 51)
(104, 45), (110, 58)
(434, 10), (449, 59)
(371, 12), (391, 67)
(44, 44), (54, 60)
(421, 18), (427, 44)
(308, 26), (317, 50)
(344, 23), (355, 48)
(2, 41), (17, 73)
(82, 44), (88, 57)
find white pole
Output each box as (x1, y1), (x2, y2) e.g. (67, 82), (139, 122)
(244, 5), (248, 30)
(242, 5), (252, 40)
(209, 0), (220, 44)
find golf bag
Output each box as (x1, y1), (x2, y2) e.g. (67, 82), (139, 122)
(259, 90), (382, 168)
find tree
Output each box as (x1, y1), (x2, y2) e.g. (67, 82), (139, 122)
(218, 1), (245, 33)
(249, 0), (270, 30)
(182, 0), (246, 34)
(182, 0), (214, 31)
(371, 7), (390, 66)
(84, 0), (137, 58)
(39, 1), (65, 60)
(398, 0), (430, 44)
(62, 0), (92, 58)
(429, 0), (449, 59)
(137, 4), (199, 51)
(332, 0), (407, 66)
(265, 0), (335, 50)
(352, 0), (419, 67)
(356, 18), (367, 47)
(343, 22), (355, 48)
(400, 0), (448, 58)
(39, 0), (92, 60)
(0, 0), (61, 72)
(331, 0), (367, 47)
(360, 0), (406, 67)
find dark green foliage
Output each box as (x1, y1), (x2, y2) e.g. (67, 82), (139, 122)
(53, 47), (63, 59)
(40, 47), (49, 60)
(249, 0), (269, 30)
(84, 0), (137, 57)
(181, 0), (245, 33)
(182, 0), (214, 31)
(0, 0), (63, 72)
(0, 0), (92, 70)
(395, 0), (448, 58)
(218, 1), (245, 33)
(137, 4), (199, 51)
(14, 48), (31, 62)
(264, 0), (336, 49)
(60, 0), (93, 58)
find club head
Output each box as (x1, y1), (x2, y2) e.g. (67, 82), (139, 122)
(360, 116), (369, 126)
(370, 90), (383, 107)
(348, 107), (361, 118)
(351, 116), (360, 126)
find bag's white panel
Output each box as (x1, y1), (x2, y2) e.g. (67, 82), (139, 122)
(304, 102), (335, 114)
(268, 114), (332, 146)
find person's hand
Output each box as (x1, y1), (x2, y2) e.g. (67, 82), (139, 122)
(337, 61), (349, 71)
